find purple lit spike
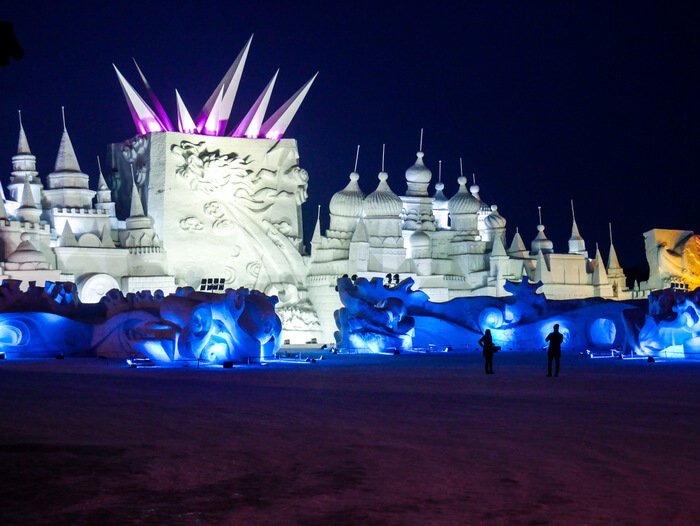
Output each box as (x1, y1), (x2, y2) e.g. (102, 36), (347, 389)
(231, 70), (279, 138)
(133, 58), (174, 132)
(195, 35), (253, 135)
(175, 90), (198, 134)
(259, 72), (318, 140)
(113, 64), (166, 134)
(201, 86), (225, 136)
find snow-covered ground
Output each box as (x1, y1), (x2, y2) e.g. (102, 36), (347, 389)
(0, 350), (698, 525)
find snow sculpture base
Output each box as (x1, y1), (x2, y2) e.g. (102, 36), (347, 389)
(334, 276), (682, 357)
(0, 280), (282, 365)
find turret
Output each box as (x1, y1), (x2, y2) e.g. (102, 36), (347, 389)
(8, 111), (43, 205)
(43, 109), (96, 209)
(530, 207), (553, 255)
(568, 200), (587, 256)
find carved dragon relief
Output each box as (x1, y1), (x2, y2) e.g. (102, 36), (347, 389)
(170, 140), (318, 331)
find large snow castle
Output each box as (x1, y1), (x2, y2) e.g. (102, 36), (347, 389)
(2, 36), (699, 347)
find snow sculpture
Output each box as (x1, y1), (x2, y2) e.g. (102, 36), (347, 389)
(334, 276), (641, 354)
(0, 280), (93, 358)
(633, 288), (700, 358)
(0, 280), (282, 364)
(109, 128), (319, 342)
(95, 287), (282, 364)
(643, 229), (700, 292)
(335, 283), (415, 353)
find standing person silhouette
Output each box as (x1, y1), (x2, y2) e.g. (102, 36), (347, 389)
(545, 324), (563, 377)
(478, 329), (496, 374)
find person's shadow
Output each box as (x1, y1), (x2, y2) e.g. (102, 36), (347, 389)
(0, 22), (24, 66)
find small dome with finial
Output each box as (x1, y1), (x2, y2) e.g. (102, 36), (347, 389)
(329, 172), (365, 217)
(531, 224), (554, 254)
(448, 176), (480, 215)
(484, 204), (507, 229)
(7, 233), (49, 269)
(406, 152), (432, 185)
(364, 172), (403, 217)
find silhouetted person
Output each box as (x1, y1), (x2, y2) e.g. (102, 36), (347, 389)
(545, 324), (563, 377)
(478, 329), (496, 374)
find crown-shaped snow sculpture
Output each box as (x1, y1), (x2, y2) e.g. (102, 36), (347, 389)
(114, 35), (317, 139)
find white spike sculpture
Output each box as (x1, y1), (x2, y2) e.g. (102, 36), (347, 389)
(175, 90), (198, 134)
(113, 64), (166, 134)
(260, 73), (318, 140)
(232, 70), (279, 138)
(133, 58), (174, 132)
(201, 87), (225, 137)
(195, 35), (253, 135)
(114, 36), (315, 140)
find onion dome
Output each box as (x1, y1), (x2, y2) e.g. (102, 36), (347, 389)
(409, 229), (430, 249)
(484, 204), (506, 229)
(531, 224), (554, 254)
(7, 233), (49, 269)
(405, 151), (432, 196)
(329, 172), (365, 217)
(448, 176), (480, 215)
(364, 171), (403, 217)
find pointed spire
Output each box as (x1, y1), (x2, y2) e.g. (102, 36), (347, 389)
(508, 229), (527, 256)
(100, 225), (115, 248)
(97, 156), (109, 191)
(608, 243), (621, 271)
(132, 58), (175, 132)
(311, 205), (322, 244)
(54, 109), (82, 173)
(232, 69), (279, 138)
(17, 110), (31, 154)
(60, 221), (78, 247)
(607, 223), (622, 270)
(491, 232), (508, 257)
(534, 249), (551, 283)
(113, 64), (166, 134)
(175, 90), (198, 134)
(351, 217), (368, 242)
(568, 199), (586, 255)
(260, 72), (318, 139)
(20, 176), (37, 209)
(16, 177), (42, 223)
(592, 244), (609, 285)
(129, 168), (145, 218)
(195, 35), (254, 135)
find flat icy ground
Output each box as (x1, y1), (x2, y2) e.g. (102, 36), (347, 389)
(0, 352), (698, 525)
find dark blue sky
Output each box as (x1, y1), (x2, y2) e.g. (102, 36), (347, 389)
(1, 2), (698, 275)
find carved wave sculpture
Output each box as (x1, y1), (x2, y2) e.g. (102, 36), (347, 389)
(333, 276), (700, 359)
(0, 280), (282, 364)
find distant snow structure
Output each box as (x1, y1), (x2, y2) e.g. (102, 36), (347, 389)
(641, 229), (700, 293)
(113, 35), (317, 139)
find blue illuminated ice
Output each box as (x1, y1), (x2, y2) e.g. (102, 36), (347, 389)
(334, 276), (660, 355)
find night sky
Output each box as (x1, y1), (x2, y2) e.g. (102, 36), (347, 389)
(1, 2), (698, 277)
